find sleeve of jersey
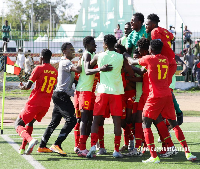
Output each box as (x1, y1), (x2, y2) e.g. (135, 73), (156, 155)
(127, 33), (133, 48)
(63, 60), (73, 72)
(29, 66), (39, 83)
(151, 29), (161, 40)
(138, 56), (149, 68)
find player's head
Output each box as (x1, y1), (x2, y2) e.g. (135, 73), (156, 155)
(137, 38), (150, 57)
(5, 20), (8, 25)
(40, 49), (52, 64)
(61, 42), (75, 60)
(149, 39), (163, 54)
(145, 13), (160, 33)
(124, 22), (132, 37)
(103, 34), (117, 50)
(114, 43), (126, 54)
(83, 36), (96, 53)
(131, 13), (144, 31)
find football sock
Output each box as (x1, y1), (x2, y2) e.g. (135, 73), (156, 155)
(123, 125), (129, 146)
(114, 136), (121, 152)
(74, 123), (80, 147)
(127, 123), (134, 140)
(135, 123), (143, 148)
(98, 126), (105, 148)
(143, 128), (157, 158)
(156, 121), (174, 147)
(173, 125), (190, 153)
(91, 133), (98, 147)
(78, 135), (87, 150)
(20, 125), (33, 149)
(16, 126), (32, 143)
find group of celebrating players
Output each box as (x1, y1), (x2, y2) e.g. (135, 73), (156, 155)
(14, 12), (197, 163)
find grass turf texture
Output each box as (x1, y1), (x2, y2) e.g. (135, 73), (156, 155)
(0, 123), (200, 169)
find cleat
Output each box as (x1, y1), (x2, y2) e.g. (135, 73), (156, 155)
(142, 156), (160, 163)
(186, 153), (197, 161)
(77, 149), (88, 157)
(37, 147), (53, 153)
(128, 139), (134, 151)
(113, 150), (123, 158)
(86, 145), (96, 158)
(74, 147), (80, 153)
(49, 145), (67, 156)
(25, 139), (38, 155)
(19, 149), (25, 155)
(96, 148), (107, 155)
(119, 145), (128, 152)
(95, 141), (100, 150)
(177, 112), (183, 126)
(124, 148), (143, 157)
(160, 146), (178, 157)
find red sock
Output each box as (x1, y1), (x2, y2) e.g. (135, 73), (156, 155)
(74, 123), (80, 147)
(20, 125), (33, 149)
(123, 125), (129, 146)
(127, 123), (134, 140)
(156, 121), (174, 147)
(98, 126), (105, 148)
(158, 132), (167, 154)
(135, 123), (143, 148)
(114, 136), (121, 152)
(16, 126), (32, 143)
(91, 133), (98, 147)
(79, 135), (87, 150)
(173, 125), (190, 153)
(143, 128), (157, 158)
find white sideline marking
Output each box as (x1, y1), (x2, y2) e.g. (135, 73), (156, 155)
(1, 135), (45, 169)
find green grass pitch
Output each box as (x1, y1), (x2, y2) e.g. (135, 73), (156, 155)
(0, 122), (200, 169)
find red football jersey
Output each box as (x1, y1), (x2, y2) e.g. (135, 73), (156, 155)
(142, 72), (149, 95)
(27, 63), (58, 107)
(151, 27), (175, 63)
(139, 54), (171, 98)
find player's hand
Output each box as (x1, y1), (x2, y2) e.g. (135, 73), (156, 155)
(19, 82), (25, 89)
(180, 67), (188, 76)
(100, 64), (113, 72)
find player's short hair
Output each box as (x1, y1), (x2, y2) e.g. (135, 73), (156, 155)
(133, 12), (144, 24)
(61, 42), (72, 52)
(83, 36), (94, 49)
(147, 13), (160, 24)
(104, 34), (117, 48)
(150, 39), (163, 52)
(41, 49), (52, 60)
(125, 22), (131, 27)
(137, 38), (150, 51)
(114, 43), (126, 54)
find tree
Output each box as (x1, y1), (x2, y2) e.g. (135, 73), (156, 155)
(4, 0), (78, 31)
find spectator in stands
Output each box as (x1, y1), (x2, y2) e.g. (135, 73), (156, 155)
(193, 39), (200, 57)
(114, 24), (123, 40)
(16, 47), (25, 84)
(24, 50), (34, 82)
(192, 55), (200, 88)
(168, 25), (176, 51)
(2, 20), (11, 52)
(183, 26), (192, 47)
(184, 46), (195, 82)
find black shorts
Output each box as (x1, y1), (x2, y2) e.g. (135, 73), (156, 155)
(3, 37), (9, 42)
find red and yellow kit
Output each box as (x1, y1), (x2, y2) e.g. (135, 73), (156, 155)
(20, 63), (58, 124)
(139, 54), (175, 120)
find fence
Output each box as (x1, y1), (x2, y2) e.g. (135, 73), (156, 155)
(2, 30), (199, 55)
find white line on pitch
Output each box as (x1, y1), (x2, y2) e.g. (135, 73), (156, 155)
(1, 135), (45, 169)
